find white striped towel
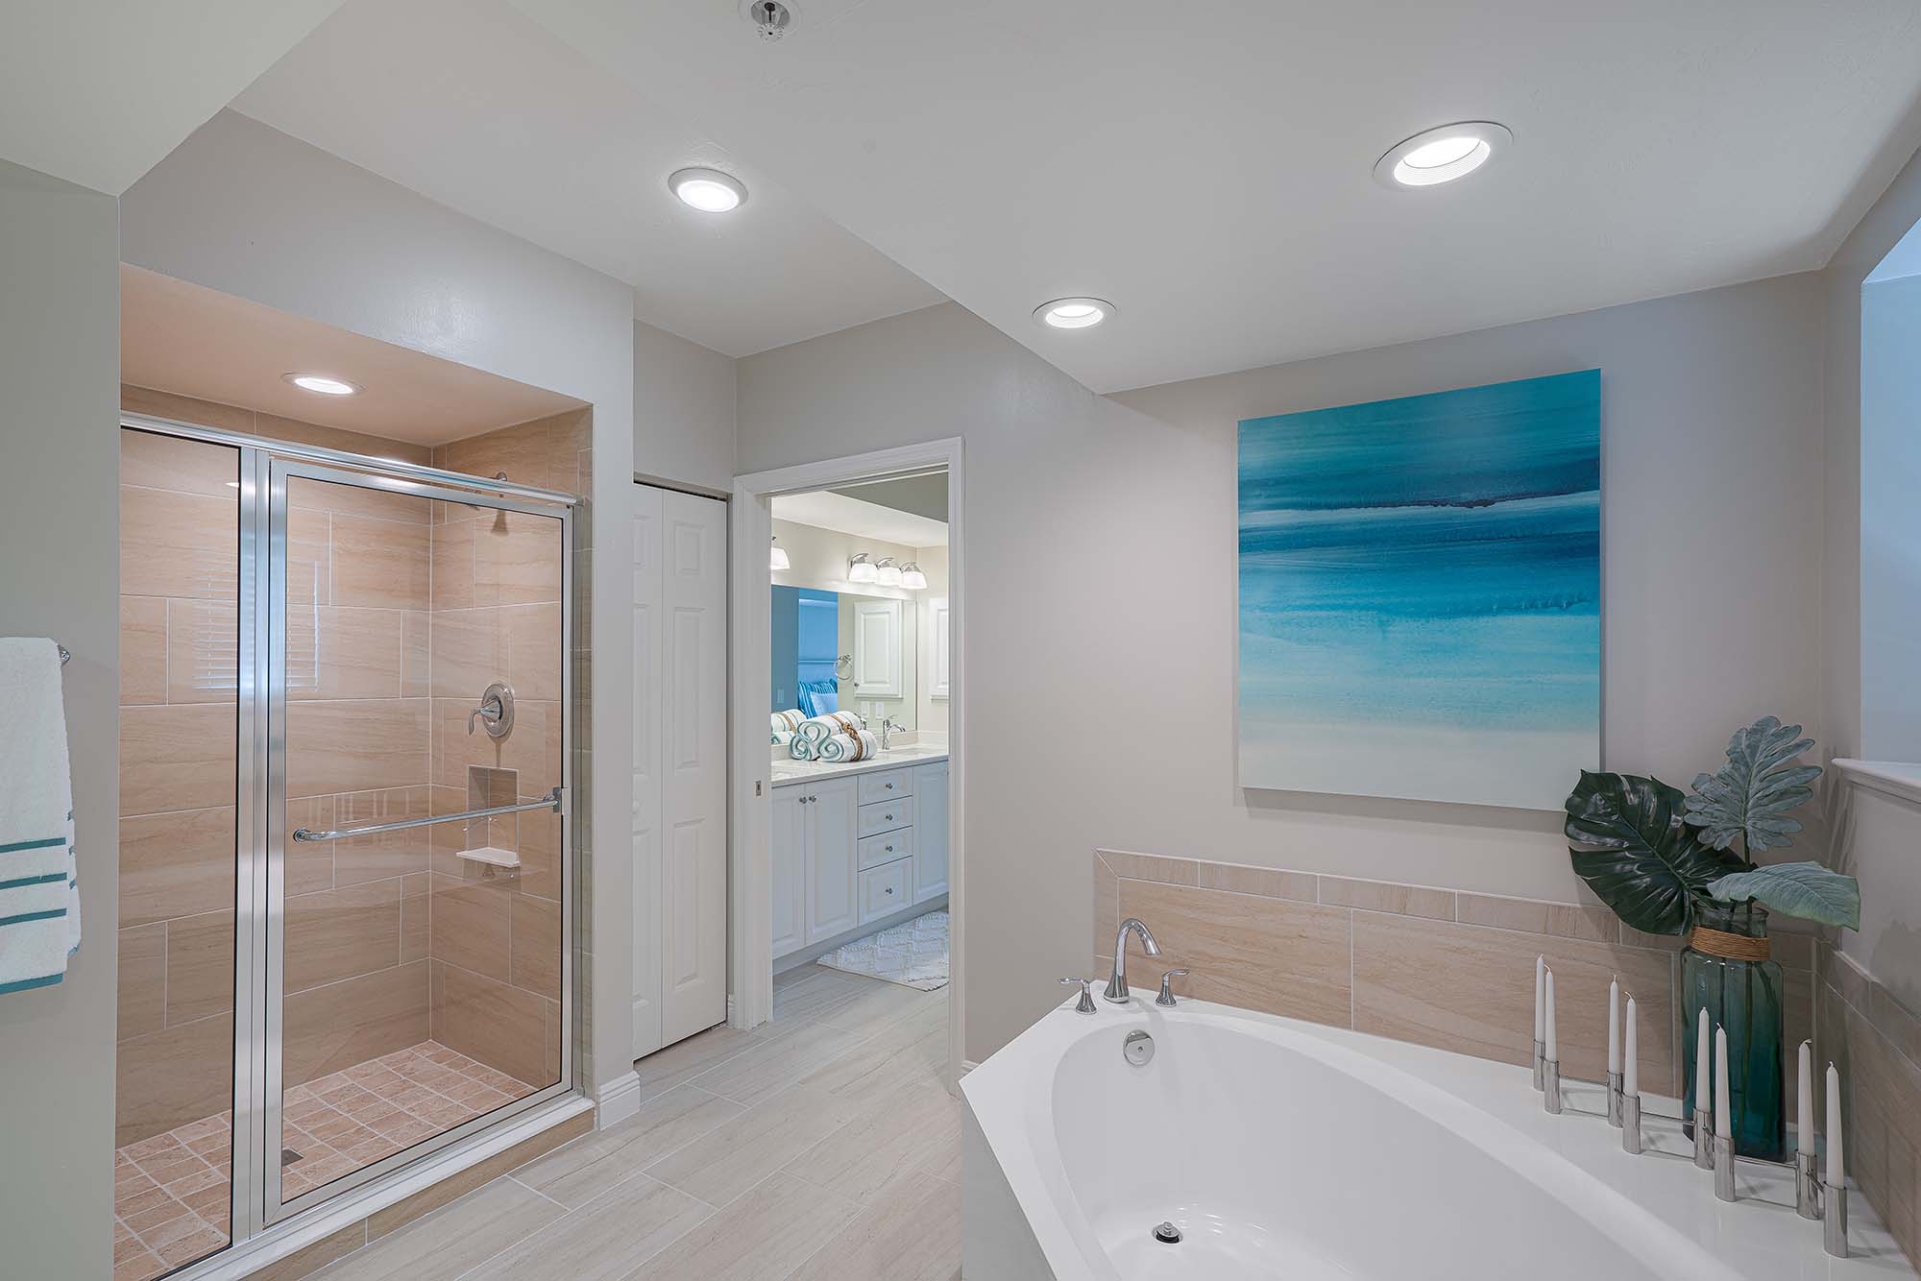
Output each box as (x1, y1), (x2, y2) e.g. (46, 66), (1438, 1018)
(772, 709), (805, 734)
(0, 638), (80, 994)
(797, 712), (863, 747)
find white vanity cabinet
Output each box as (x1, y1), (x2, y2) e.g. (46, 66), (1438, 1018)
(772, 757), (950, 965)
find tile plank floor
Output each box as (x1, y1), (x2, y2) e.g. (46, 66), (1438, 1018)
(309, 968), (957, 1281)
(113, 1042), (535, 1281)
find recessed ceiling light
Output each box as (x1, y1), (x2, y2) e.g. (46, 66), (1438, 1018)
(283, 373), (359, 396)
(669, 167), (747, 213)
(1374, 122), (1511, 189)
(1033, 297), (1116, 331)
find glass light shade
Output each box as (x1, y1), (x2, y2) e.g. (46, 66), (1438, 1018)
(874, 557), (903, 587)
(847, 553), (876, 583)
(901, 563), (927, 590)
(769, 539), (789, 571)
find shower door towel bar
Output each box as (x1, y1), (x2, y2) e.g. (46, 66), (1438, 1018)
(292, 787), (565, 843)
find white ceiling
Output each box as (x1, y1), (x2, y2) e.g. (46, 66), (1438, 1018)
(0, 1), (342, 194)
(230, 0), (944, 357)
(122, 265), (583, 444)
(773, 491), (948, 548)
(509, 0), (1921, 392)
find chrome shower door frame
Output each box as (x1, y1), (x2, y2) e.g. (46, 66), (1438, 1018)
(261, 457), (576, 1226)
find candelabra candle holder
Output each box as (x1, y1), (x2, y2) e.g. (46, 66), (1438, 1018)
(1532, 1038), (1545, 1092)
(1795, 1152), (1820, 1220)
(1621, 1094), (1642, 1155)
(1606, 1071), (1624, 1127)
(1713, 1134), (1736, 1202)
(1693, 1107), (1714, 1170)
(1542, 1058), (1562, 1114)
(1824, 1183), (1848, 1258)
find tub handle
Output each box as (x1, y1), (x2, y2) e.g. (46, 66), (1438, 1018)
(1059, 977), (1099, 1015)
(1156, 969), (1190, 1007)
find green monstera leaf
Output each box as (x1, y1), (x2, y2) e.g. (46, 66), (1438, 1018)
(1684, 715), (1822, 854)
(1565, 771), (1745, 935)
(1707, 862), (1861, 930)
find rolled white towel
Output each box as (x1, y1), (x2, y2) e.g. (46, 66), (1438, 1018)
(772, 709), (805, 733)
(798, 712), (863, 746)
(789, 733), (817, 760)
(772, 728), (795, 748)
(816, 730), (879, 763)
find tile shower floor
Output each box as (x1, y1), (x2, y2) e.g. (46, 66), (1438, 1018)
(113, 1042), (534, 1281)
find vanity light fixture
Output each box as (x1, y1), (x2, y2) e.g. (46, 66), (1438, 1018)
(874, 557), (903, 587)
(283, 372), (359, 396)
(900, 562), (927, 590)
(769, 536), (789, 571)
(1033, 297), (1115, 331)
(669, 167), (748, 213)
(1373, 121), (1511, 189)
(847, 552), (877, 584)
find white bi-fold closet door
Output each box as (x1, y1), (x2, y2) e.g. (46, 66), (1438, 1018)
(631, 484), (729, 1059)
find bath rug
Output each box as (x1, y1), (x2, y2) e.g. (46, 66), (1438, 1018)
(816, 910), (948, 991)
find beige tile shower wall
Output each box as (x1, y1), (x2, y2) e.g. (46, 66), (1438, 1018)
(116, 388), (436, 1146)
(1817, 942), (1921, 1267)
(1091, 849), (1819, 1099)
(425, 409), (587, 1086)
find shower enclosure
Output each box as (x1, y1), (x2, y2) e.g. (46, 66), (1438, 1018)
(116, 416), (575, 1278)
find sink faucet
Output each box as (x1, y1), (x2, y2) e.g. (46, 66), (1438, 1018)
(879, 716), (905, 750)
(1104, 918), (1162, 1003)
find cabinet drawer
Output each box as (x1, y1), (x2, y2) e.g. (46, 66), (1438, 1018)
(858, 826), (914, 872)
(859, 859), (911, 923)
(857, 795), (916, 838)
(858, 768), (914, 805)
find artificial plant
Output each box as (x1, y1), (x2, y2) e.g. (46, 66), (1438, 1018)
(1565, 716), (1859, 934)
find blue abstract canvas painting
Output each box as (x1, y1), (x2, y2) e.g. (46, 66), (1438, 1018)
(1237, 370), (1601, 810)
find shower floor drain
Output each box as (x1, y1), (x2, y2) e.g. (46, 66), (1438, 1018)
(1152, 1221), (1183, 1244)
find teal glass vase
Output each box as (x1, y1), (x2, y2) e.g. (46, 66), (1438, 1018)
(1679, 903), (1786, 1161)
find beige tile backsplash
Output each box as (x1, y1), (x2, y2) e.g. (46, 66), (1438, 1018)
(1094, 849), (1777, 1099)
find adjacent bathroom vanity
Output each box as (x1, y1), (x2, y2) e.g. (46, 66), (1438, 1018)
(770, 750), (949, 966)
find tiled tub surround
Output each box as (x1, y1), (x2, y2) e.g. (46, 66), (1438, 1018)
(1090, 849), (1822, 1102)
(1818, 940), (1921, 1267)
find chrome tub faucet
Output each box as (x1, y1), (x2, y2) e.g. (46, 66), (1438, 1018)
(1104, 918), (1162, 1002)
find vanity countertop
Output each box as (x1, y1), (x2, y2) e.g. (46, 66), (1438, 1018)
(771, 743), (949, 785)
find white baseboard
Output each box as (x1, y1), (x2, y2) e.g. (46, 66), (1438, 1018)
(594, 1069), (642, 1128)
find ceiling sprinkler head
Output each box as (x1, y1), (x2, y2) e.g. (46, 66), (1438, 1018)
(742, 0), (794, 41)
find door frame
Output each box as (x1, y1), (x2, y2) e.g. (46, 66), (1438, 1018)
(728, 438), (966, 1085)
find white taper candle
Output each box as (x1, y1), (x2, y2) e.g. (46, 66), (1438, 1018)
(1544, 967), (1558, 1062)
(1534, 955), (1545, 1046)
(1607, 976), (1621, 1075)
(1695, 1007), (1711, 1115)
(1827, 1062), (1844, 1187)
(1715, 1026), (1731, 1139)
(1624, 996), (1638, 1096)
(1799, 1041), (1814, 1156)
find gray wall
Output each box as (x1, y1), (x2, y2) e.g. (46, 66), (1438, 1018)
(0, 158), (120, 1281)
(122, 109), (640, 1099)
(633, 318), (736, 493)
(737, 278), (1830, 1059)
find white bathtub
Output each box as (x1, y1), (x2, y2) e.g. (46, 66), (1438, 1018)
(960, 995), (1909, 1281)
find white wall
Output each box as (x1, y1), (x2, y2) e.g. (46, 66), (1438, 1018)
(0, 158), (120, 1281)
(738, 280), (1830, 1059)
(633, 317), (736, 493)
(121, 110), (638, 1098)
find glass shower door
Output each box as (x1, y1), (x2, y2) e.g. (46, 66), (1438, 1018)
(264, 461), (570, 1220)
